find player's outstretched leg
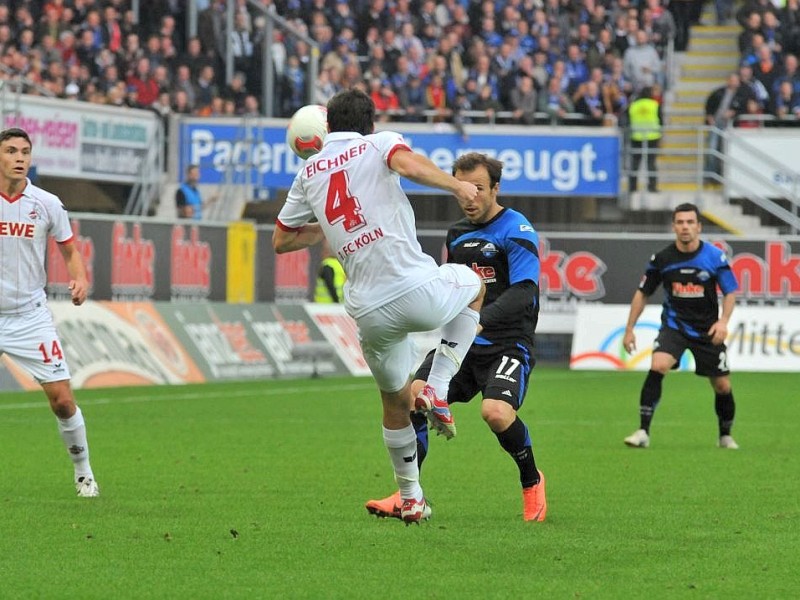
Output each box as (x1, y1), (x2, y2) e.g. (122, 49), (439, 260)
(414, 383), (456, 439)
(422, 306), (481, 440)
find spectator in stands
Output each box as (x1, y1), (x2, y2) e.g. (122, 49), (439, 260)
(101, 4), (123, 53)
(370, 78), (400, 120)
(530, 50), (552, 90)
(574, 79), (606, 125)
(119, 32), (143, 76)
(314, 66), (341, 105)
(509, 74), (538, 124)
(784, 0), (800, 56)
(474, 82), (505, 123)
(194, 64), (219, 116)
(398, 74), (427, 122)
(760, 10), (784, 54)
(281, 54), (306, 118)
(737, 11), (762, 55)
(772, 80), (800, 119)
(538, 75), (574, 123)
(242, 94), (261, 117)
(754, 45), (780, 98)
(467, 54), (500, 101)
(623, 30), (662, 93)
(608, 56), (635, 101)
(739, 63), (770, 109)
(75, 27), (98, 69)
(171, 64), (196, 110)
(734, 98), (765, 127)
(647, 0), (677, 46)
(125, 85), (142, 109)
(704, 73), (752, 176)
(669, 0), (695, 52)
(774, 54), (800, 97)
(564, 42), (590, 96)
(197, 0), (225, 65)
(64, 81), (80, 100)
(223, 71), (249, 114)
(178, 37), (213, 79)
(424, 72), (451, 122)
(127, 56), (159, 107)
(587, 29), (618, 72)
(152, 64), (171, 95)
(172, 89), (193, 115)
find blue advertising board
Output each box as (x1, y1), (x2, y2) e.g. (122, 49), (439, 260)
(178, 119), (620, 197)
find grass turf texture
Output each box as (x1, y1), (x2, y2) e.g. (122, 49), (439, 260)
(1, 369), (798, 598)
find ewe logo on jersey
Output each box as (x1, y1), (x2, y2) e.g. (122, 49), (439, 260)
(0, 221), (35, 238)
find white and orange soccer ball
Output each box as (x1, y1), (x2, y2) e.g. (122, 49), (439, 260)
(286, 104), (328, 160)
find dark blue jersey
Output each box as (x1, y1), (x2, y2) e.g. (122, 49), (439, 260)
(639, 240), (738, 339)
(446, 207), (540, 348)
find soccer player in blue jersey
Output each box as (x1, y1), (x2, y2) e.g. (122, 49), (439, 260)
(622, 203), (740, 450)
(365, 152), (547, 522)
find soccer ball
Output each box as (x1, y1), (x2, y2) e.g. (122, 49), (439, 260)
(286, 104), (328, 160)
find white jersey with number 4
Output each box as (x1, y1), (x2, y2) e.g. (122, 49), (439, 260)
(0, 179), (73, 315)
(277, 131), (440, 318)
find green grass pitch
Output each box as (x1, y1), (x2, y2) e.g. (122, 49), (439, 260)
(1, 368), (798, 598)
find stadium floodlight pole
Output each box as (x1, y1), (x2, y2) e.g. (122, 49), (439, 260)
(264, 16), (274, 117)
(187, 0), (198, 38)
(261, 4), (320, 117)
(225, 0), (235, 86)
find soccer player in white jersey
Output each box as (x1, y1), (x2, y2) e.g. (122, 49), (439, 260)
(0, 128), (99, 498)
(273, 89), (485, 524)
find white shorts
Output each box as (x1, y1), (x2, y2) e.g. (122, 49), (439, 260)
(0, 305), (71, 383)
(357, 263), (481, 392)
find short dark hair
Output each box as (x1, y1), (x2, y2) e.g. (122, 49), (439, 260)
(452, 152), (503, 189)
(0, 127), (32, 148)
(327, 89), (374, 136)
(672, 202), (700, 221)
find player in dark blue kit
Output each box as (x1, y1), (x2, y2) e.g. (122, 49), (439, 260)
(622, 203), (740, 450)
(365, 153), (547, 522)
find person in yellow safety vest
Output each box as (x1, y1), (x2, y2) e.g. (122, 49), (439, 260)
(627, 86), (663, 194)
(314, 241), (346, 303)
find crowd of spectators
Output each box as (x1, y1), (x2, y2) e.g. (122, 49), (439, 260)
(721, 0), (800, 126)
(0, 0), (684, 129)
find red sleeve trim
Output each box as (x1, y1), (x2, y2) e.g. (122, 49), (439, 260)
(386, 143), (412, 168)
(57, 236), (75, 245)
(276, 219), (301, 232)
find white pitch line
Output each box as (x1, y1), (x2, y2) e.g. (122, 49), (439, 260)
(0, 372), (621, 412)
(0, 382), (376, 412)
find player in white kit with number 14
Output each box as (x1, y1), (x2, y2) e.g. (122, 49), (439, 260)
(273, 90), (485, 524)
(0, 128), (99, 497)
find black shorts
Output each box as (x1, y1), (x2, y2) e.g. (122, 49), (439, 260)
(414, 343), (534, 410)
(654, 327), (731, 377)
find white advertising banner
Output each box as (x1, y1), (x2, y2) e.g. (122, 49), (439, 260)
(2, 95), (158, 183)
(727, 130), (800, 195)
(571, 305), (800, 372)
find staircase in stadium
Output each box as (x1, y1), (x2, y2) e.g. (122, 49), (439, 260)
(655, 21), (780, 235)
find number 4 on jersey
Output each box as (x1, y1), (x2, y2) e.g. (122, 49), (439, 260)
(325, 170), (367, 233)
